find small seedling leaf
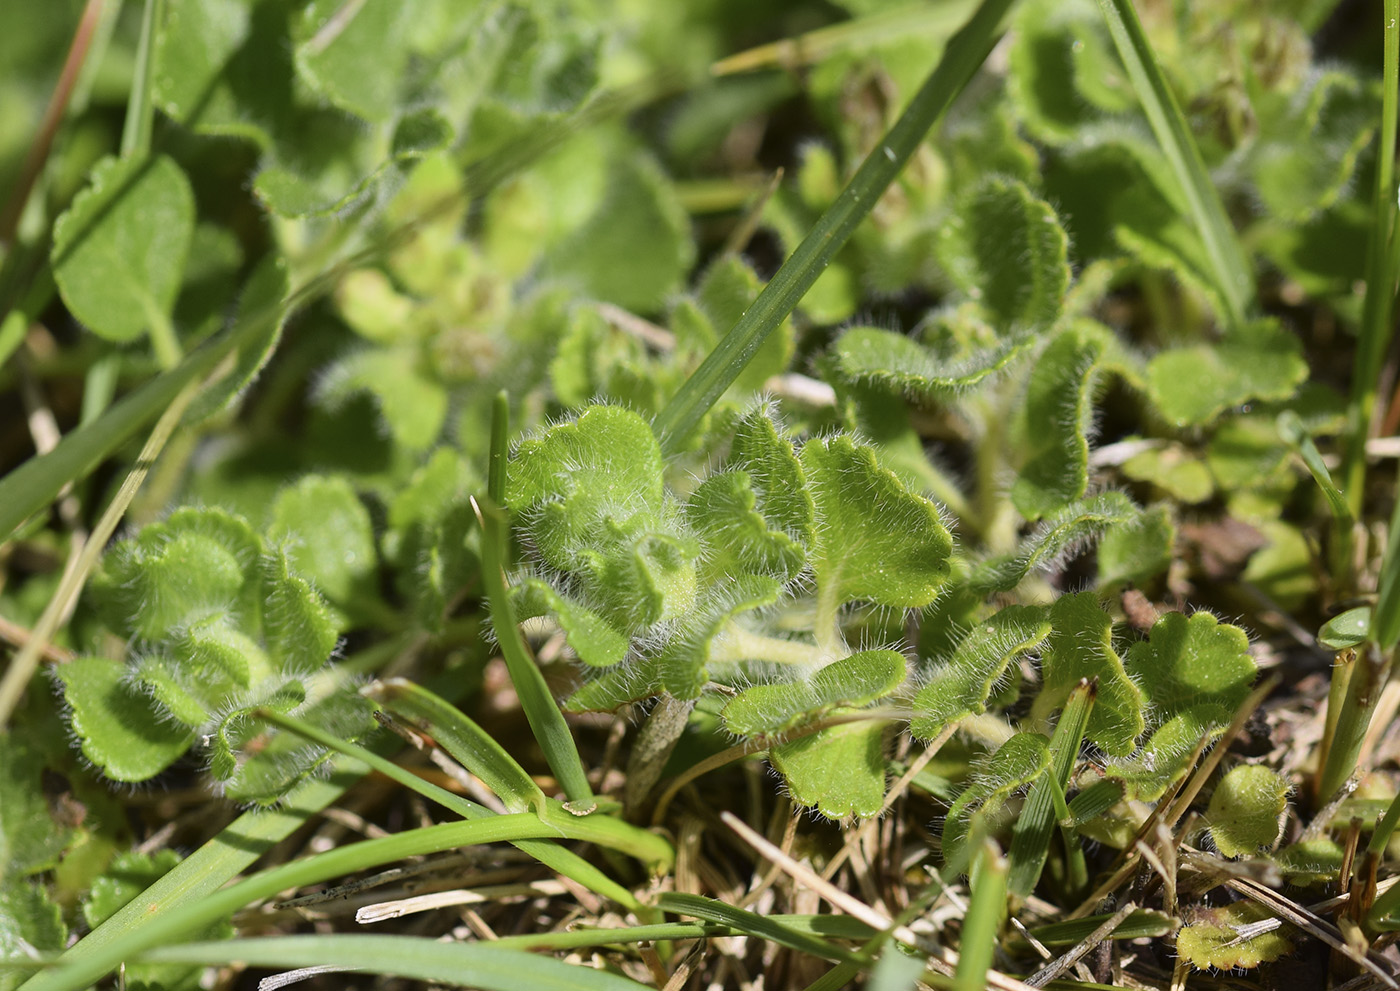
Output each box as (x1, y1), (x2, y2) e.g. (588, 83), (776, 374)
(1177, 903), (1292, 971)
(1097, 503), (1175, 587)
(52, 155), (195, 343)
(1206, 764), (1289, 857)
(55, 656), (197, 782)
(511, 580), (629, 668)
(1319, 606), (1372, 650)
(970, 492), (1140, 593)
(832, 327), (1030, 400)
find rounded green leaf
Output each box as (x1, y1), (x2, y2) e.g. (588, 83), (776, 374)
(1319, 606), (1372, 650)
(769, 720), (888, 819)
(1206, 764), (1289, 857)
(54, 657), (196, 783)
(1177, 903), (1292, 971)
(1147, 321), (1308, 427)
(268, 475), (378, 609)
(52, 155), (195, 342)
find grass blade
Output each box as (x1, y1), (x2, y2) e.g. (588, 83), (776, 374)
(1340, 0), (1400, 525)
(370, 678), (547, 815)
(657, 892), (854, 962)
(477, 392), (595, 809)
(1007, 680), (1094, 899)
(954, 841), (1008, 991)
(1095, 0), (1254, 327)
(1317, 643), (1392, 801)
(139, 934), (652, 991)
(119, 0), (163, 158)
(21, 815), (606, 991)
(651, 0), (1017, 454)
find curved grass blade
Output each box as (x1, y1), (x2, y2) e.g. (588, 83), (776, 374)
(657, 892), (854, 962)
(478, 392), (595, 810)
(651, 0), (1018, 454)
(21, 814), (615, 991)
(138, 934), (651, 991)
(1095, 0), (1253, 327)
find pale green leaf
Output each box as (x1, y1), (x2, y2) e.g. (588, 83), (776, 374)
(294, 0), (416, 122)
(51, 155), (194, 342)
(723, 650), (906, 737)
(655, 575), (783, 700)
(1033, 592), (1144, 757)
(268, 475), (378, 610)
(1206, 765), (1289, 857)
(910, 606), (1051, 740)
(684, 471), (806, 582)
(1011, 327), (1103, 519)
(801, 435), (953, 609)
(935, 176), (1070, 331)
(726, 406), (814, 547)
(260, 550), (341, 676)
(1121, 444), (1214, 503)
(316, 348), (449, 451)
(54, 657), (196, 782)
(1147, 321), (1308, 427)
(1177, 903), (1292, 971)
(770, 720), (888, 819)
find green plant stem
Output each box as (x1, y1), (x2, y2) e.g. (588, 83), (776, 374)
(712, 625), (824, 667)
(1095, 0), (1253, 328)
(0, 374), (201, 726)
(478, 397), (596, 810)
(21, 815), (615, 991)
(651, 0), (1016, 454)
(120, 0), (163, 158)
(1317, 643), (1392, 804)
(1339, 0), (1399, 534)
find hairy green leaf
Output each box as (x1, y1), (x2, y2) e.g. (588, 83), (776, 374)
(1177, 903), (1292, 971)
(943, 732), (1051, 877)
(935, 176), (1070, 331)
(1033, 592), (1144, 757)
(1012, 327), (1103, 519)
(769, 720), (888, 819)
(970, 492), (1140, 593)
(724, 650), (906, 737)
(268, 475), (378, 611)
(1206, 764), (1289, 857)
(54, 657), (196, 782)
(511, 579), (628, 668)
(802, 435), (953, 610)
(0, 880), (66, 991)
(1097, 503), (1175, 587)
(910, 606), (1051, 741)
(832, 326), (1030, 400)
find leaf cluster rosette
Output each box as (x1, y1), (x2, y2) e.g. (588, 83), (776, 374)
(57, 505), (373, 804)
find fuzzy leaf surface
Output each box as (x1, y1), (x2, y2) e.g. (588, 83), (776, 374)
(801, 436), (953, 609)
(1206, 765), (1288, 857)
(769, 720), (887, 819)
(1034, 593), (1144, 756)
(54, 656), (197, 782)
(268, 475), (378, 611)
(1012, 327), (1102, 519)
(969, 492), (1140, 593)
(943, 732), (1050, 876)
(723, 650), (906, 737)
(832, 327), (1029, 400)
(910, 606), (1051, 741)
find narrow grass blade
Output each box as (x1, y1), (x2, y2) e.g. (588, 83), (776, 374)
(21, 815), (593, 991)
(1277, 411), (1353, 526)
(139, 935), (652, 991)
(477, 394), (595, 809)
(371, 678), (546, 814)
(119, 0), (163, 158)
(1340, 0), (1400, 524)
(257, 706), (661, 905)
(1008, 680), (1094, 899)
(1375, 476), (1400, 650)
(651, 0), (1017, 454)
(954, 841), (1008, 991)
(0, 290), (277, 541)
(657, 893), (854, 962)
(1095, 0), (1253, 327)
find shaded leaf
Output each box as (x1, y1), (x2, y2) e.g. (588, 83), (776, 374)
(832, 326), (1030, 400)
(1147, 321), (1308, 427)
(0, 880), (66, 991)
(512, 579), (628, 668)
(943, 732), (1050, 876)
(1012, 327), (1103, 519)
(268, 475), (378, 610)
(770, 720), (887, 819)
(54, 657), (196, 782)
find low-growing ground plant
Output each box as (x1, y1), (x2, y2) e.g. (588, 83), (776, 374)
(2, 0), (1400, 989)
